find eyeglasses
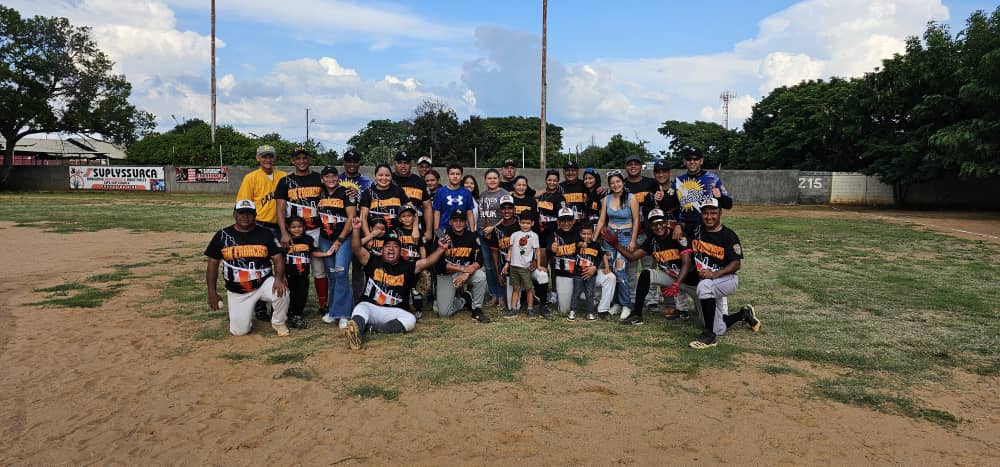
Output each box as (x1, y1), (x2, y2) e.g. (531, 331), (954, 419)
(606, 169), (622, 178)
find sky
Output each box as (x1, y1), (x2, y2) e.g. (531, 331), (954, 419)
(10, 0), (997, 154)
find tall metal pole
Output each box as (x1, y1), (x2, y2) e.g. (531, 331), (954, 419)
(540, 0), (547, 170)
(306, 108), (310, 143)
(210, 0), (216, 145)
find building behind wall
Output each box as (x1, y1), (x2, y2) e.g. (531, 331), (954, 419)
(0, 136), (126, 166)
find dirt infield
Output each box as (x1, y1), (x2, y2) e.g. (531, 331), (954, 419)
(1, 211), (998, 464)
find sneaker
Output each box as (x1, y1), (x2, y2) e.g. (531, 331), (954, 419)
(540, 306), (553, 321)
(504, 308), (518, 318)
(254, 302), (271, 321)
(321, 313), (337, 324)
(663, 308), (690, 320)
(586, 313), (596, 321)
(689, 332), (717, 349)
(413, 310), (424, 321)
(566, 311), (576, 321)
(620, 314), (644, 325)
(462, 291), (474, 311)
(619, 306), (632, 321)
(287, 315), (308, 329)
(345, 319), (363, 350)
(547, 291), (558, 305)
(273, 323), (291, 337)
(472, 308), (491, 324)
(741, 305), (761, 332)
(598, 311), (610, 320)
(647, 303), (659, 313)
(526, 308), (536, 319)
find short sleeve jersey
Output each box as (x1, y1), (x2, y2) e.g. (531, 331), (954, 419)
(318, 185), (352, 241)
(285, 235), (316, 277)
(436, 228), (482, 275)
(361, 184), (410, 230)
(478, 189), (510, 229)
(395, 226), (424, 262)
(691, 225), (743, 275)
(559, 179), (589, 222)
(641, 186), (680, 225)
(576, 240), (605, 276)
(490, 221), (522, 266)
(274, 172), (323, 230)
(508, 230), (539, 268)
(204, 225), (281, 293)
(586, 189), (603, 225)
(393, 173), (431, 219)
(433, 186), (475, 229)
(641, 233), (689, 278)
(511, 195), (537, 217)
(362, 256), (417, 308)
(624, 176), (660, 228)
(235, 168), (287, 224)
(674, 170), (732, 227)
(536, 190), (565, 228)
(550, 228), (581, 277)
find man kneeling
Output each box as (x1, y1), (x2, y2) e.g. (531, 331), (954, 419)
(346, 217), (449, 350)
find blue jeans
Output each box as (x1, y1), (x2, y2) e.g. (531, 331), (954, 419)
(318, 236), (354, 318)
(479, 230), (502, 303)
(572, 275), (595, 314)
(603, 228), (635, 308)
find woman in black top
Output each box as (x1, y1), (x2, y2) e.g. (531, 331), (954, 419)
(536, 169), (566, 249)
(583, 168), (603, 228)
(360, 164), (411, 253)
(510, 175), (537, 218)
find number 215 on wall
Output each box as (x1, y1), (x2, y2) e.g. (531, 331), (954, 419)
(798, 177), (823, 189)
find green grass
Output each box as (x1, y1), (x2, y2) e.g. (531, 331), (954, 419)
(348, 384), (399, 400)
(32, 284), (124, 308)
(219, 352), (255, 361)
(811, 378), (959, 427)
(267, 352), (307, 364)
(276, 367), (318, 381)
(193, 327), (229, 340)
(86, 267), (134, 283)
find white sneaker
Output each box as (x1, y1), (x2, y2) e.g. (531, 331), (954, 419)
(619, 306), (632, 321)
(610, 304), (622, 316)
(567, 311), (576, 321)
(548, 291), (558, 305)
(322, 314), (336, 324)
(339, 318), (349, 329)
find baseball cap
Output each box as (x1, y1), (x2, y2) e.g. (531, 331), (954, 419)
(558, 206), (575, 220)
(382, 230), (402, 247)
(342, 149), (361, 161)
(320, 165), (338, 176)
(647, 208), (667, 224)
(417, 156), (432, 166)
(499, 194), (515, 207)
(701, 197), (720, 209)
(399, 203), (417, 215)
(449, 207), (467, 220)
(625, 154), (642, 164)
(682, 147), (704, 160)
(395, 151), (412, 162)
(564, 160), (579, 169)
(653, 160), (671, 172)
(234, 199), (257, 213)
(256, 145), (276, 157)
(292, 146), (310, 157)
(503, 159), (516, 168)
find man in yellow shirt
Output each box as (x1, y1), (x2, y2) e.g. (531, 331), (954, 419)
(236, 145), (287, 320)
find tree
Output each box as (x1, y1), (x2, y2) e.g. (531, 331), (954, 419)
(406, 99), (460, 165)
(658, 120), (742, 168)
(0, 6), (154, 183)
(346, 119), (410, 165)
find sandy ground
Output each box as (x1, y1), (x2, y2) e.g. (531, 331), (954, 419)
(1, 214), (999, 465)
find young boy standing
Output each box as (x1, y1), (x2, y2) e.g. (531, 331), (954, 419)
(502, 211), (539, 318)
(572, 224), (614, 320)
(432, 164), (476, 232)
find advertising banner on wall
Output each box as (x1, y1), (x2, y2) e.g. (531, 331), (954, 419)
(175, 167), (229, 183)
(69, 166), (166, 191)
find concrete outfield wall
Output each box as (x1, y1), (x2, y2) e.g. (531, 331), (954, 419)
(718, 170), (800, 205)
(830, 172), (894, 206)
(3, 166), (69, 191)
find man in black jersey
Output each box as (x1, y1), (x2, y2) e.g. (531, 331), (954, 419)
(274, 147), (328, 314)
(393, 151), (434, 242)
(499, 159), (536, 198)
(346, 217), (449, 350)
(642, 159), (684, 318)
(205, 200), (291, 337)
(560, 159), (589, 224)
(624, 154), (662, 313)
(484, 195), (521, 306)
(433, 207), (490, 323)
(687, 198), (760, 349)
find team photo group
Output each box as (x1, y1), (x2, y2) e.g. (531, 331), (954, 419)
(205, 145), (762, 351)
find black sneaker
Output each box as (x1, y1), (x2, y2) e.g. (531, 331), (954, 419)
(254, 301), (271, 321)
(287, 315), (308, 329)
(504, 308), (518, 319)
(689, 332), (717, 349)
(664, 309), (689, 321)
(620, 314), (644, 325)
(540, 308), (553, 321)
(598, 312), (610, 320)
(472, 308), (491, 323)
(741, 305), (761, 332)
(462, 291), (474, 311)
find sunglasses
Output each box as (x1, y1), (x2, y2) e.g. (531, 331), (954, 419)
(606, 169), (622, 178)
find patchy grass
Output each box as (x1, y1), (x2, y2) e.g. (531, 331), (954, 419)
(276, 367), (318, 381)
(219, 352), (255, 361)
(86, 267), (134, 283)
(267, 352), (307, 364)
(761, 364), (806, 377)
(194, 327), (229, 340)
(348, 384), (399, 400)
(32, 284), (124, 308)
(811, 378), (959, 428)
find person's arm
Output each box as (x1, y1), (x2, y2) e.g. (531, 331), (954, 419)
(270, 253), (288, 297)
(594, 198), (607, 235)
(416, 236), (450, 273)
(275, 199), (291, 247)
(601, 251), (611, 275)
(235, 174), (254, 202)
(422, 199), (433, 241)
(677, 250), (692, 283)
(334, 205), (356, 252)
(530, 247), (540, 271)
(628, 196), (639, 251)
(360, 206), (372, 238)
(701, 259), (740, 279)
(350, 217), (371, 266)
(206, 258), (222, 310)
(615, 245), (645, 262)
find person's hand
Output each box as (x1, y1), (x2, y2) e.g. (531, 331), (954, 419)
(627, 240), (636, 253)
(453, 273), (468, 288)
(352, 217), (362, 229)
(712, 187), (722, 198)
(600, 228), (617, 246)
(464, 264), (476, 274)
(596, 186), (608, 195)
(207, 291), (222, 311)
(437, 236), (450, 249)
(654, 188), (664, 202)
(663, 282), (681, 297)
(423, 230), (433, 242)
(273, 278), (289, 297)
(672, 224), (683, 241)
(582, 265), (596, 280)
(328, 241), (340, 254)
(280, 233), (292, 248)
(372, 223), (386, 238)
(698, 269), (715, 280)
(346, 186), (360, 200)
(603, 266), (611, 275)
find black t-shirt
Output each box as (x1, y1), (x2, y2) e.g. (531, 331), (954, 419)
(559, 179), (588, 222)
(625, 176), (659, 228)
(204, 225), (281, 293)
(640, 233), (689, 279)
(489, 220), (521, 267)
(511, 194), (537, 218)
(640, 185), (680, 227)
(586, 189), (603, 225)
(361, 184), (410, 230)
(285, 235), (316, 277)
(393, 173), (430, 218)
(550, 228), (581, 277)
(500, 179), (536, 198)
(274, 172), (323, 230)
(536, 190), (565, 229)
(691, 225), (743, 276)
(362, 256), (417, 308)
(435, 228), (483, 275)
(576, 239), (605, 277)
(394, 225), (424, 262)
(318, 185), (351, 241)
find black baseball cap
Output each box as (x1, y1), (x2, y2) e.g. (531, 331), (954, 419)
(564, 160), (579, 169)
(292, 146), (310, 157)
(449, 207), (467, 220)
(682, 147), (703, 160)
(503, 159), (516, 168)
(320, 165), (338, 176)
(399, 203), (417, 215)
(343, 149), (361, 161)
(382, 231), (402, 247)
(625, 154), (642, 164)
(395, 151), (412, 162)
(653, 160), (670, 172)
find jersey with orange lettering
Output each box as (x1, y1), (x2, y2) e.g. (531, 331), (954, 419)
(285, 235), (316, 276)
(550, 228), (581, 277)
(435, 228), (482, 275)
(393, 173), (431, 227)
(489, 220), (521, 268)
(274, 172), (323, 230)
(361, 256), (416, 308)
(317, 185), (351, 241)
(361, 184), (410, 229)
(625, 176), (659, 231)
(575, 240), (606, 277)
(690, 225), (742, 279)
(639, 233), (690, 279)
(204, 225), (281, 293)
(559, 179), (588, 222)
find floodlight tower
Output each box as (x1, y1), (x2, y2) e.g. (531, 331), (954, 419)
(720, 90), (735, 130)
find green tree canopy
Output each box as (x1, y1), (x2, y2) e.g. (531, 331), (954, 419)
(0, 5), (154, 183)
(658, 120), (741, 169)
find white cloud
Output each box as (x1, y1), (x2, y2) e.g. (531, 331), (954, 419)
(759, 52), (825, 92)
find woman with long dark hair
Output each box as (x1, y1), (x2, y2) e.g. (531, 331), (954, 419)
(360, 164), (410, 256)
(593, 170), (639, 320)
(583, 168), (603, 227)
(478, 169), (509, 307)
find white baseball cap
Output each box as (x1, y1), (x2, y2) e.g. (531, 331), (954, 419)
(234, 199), (257, 213)
(701, 198), (720, 209)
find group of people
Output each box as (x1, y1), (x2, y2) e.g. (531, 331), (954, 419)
(205, 145), (761, 350)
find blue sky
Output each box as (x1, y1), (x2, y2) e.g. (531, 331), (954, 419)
(12, 0), (998, 154)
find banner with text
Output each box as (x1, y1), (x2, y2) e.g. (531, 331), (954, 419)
(69, 166), (166, 191)
(175, 167), (229, 183)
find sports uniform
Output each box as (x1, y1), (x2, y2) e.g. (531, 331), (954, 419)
(673, 170), (733, 234)
(573, 238), (615, 319)
(559, 178), (589, 224)
(351, 255), (418, 334)
(361, 184), (410, 256)
(621, 210), (692, 325)
(236, 168), (286, 235)
(433, 214), (487, 317)
(550, 221), (580, 315)
(393, 172), (431, 234)
(316, 177), (354, 321)
(285, 234), (316, 323)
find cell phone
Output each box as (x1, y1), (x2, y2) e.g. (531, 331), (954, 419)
(435, 228), (448, 242)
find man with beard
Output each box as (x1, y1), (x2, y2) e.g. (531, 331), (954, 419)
(623, 154), (661, 314)
(499, 159), (536, 198)
(559, 159), (590, 225)
(236, 145), (287, 321)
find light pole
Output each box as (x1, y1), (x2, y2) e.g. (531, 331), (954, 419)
(305, 108), (316, 145)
